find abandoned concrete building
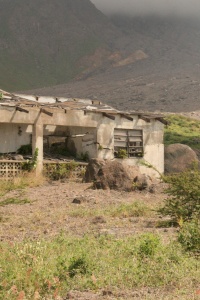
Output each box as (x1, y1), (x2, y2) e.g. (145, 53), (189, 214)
(0, 89), (166, 178)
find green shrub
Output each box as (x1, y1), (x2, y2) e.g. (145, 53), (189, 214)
(68, 256), (90, 278)
(115, 149), (128, 159)
(178, 220), (200, 254)
(22, 148), (38, 171)
(138, 233), (161, 257)
(159, 167), (200, 223)
(17, 144), (32, 155)
(46, 161), (78, 180)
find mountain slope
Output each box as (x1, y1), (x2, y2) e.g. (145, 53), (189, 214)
(28, 15), (200, 112)
(0, 0), (120, 91)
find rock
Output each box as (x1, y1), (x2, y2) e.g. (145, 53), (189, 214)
(91, 216), (106, 224)
(165, 143), (199, 174)
(122, 164), (141, 180)
(102, 290), (113, 296)
(11, 154), (24, 161)
(149, 184), (156, 193)
(72, 197), (82, 204)
(134, 174), (152, 190)
(93, 160), (133, 191)
(84, 159), (142, 191)
(72, 195), (88, 204)
(84, 158), (105, 182)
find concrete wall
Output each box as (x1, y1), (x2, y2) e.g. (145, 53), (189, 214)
(96, 115), (164, 176)
(0, 123), (32, 153)
(0, 106), (164, 175)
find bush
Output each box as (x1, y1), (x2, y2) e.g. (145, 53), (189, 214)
(45, 161), (78, 180)
(138, 233), (161, 257)
(115, 149), (128, 159)
(22, 148), (38, 171)
(178, 220), (200, 254)
(159, 166), (200, 223)
(17, 144), (32, 155)
(68, 256), (90, 278)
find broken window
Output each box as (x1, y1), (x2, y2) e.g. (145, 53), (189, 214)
(114, 129), (143, 158)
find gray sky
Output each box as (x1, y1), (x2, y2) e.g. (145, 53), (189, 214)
(91, 0), (200, 17)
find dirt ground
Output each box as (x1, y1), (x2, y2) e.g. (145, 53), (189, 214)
(0, 179), (175, 243)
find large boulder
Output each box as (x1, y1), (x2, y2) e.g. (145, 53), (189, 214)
(84, 159), (137, 191)
(84, 159), (155, 191)
(94, 160), (133, 191)
(165, 143), (198, 174)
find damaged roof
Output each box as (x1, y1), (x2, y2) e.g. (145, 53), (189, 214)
(0, 89), (167, 124)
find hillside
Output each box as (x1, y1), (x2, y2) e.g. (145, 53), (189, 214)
(2, 0), (200, 112)
(0, 0), (120, 91)
(27, 15), (200, 112)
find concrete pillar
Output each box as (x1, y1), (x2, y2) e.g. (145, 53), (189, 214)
(97, 123), (115, 160)
(32, 123), (43, 174)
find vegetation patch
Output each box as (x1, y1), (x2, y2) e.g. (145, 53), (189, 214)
(0, 172), (46, 196)
(69, 201), (150, 219)
(178, 219), (200, 255)
(159, 166), (200, 224)
(0, 234), (199, 299)
(164, 114), (200, 149)
(0, 197), (31, 206)
(44, 161), (78, 180)
(108, 202), (150, 218)
(17, 144), (32, 155)
(0, 179), (27, 196)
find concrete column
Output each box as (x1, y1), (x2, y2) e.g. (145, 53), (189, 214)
(32, 123), (43, 174)
(97, 123), (115, 160)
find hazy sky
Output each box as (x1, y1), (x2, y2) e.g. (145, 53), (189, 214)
(91, 0), (200, 17)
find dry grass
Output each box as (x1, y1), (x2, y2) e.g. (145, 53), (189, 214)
(0, 172), (46, 196)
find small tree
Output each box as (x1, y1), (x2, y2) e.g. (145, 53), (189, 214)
(159, 165), (200, 223)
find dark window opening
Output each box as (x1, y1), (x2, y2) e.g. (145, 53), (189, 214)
(114, 129), (143, 158)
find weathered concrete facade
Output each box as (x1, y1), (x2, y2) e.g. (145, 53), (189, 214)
(0, 90), (166, 176)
